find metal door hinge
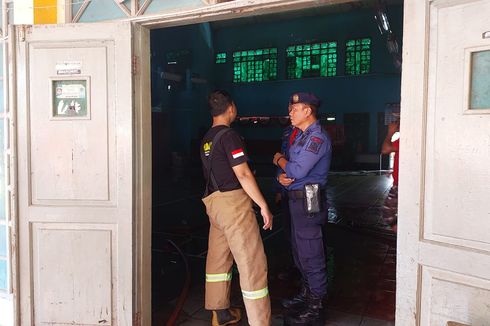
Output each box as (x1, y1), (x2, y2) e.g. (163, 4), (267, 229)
(133, 311), (141, 326)
(132, 55), (139, 75)
(18, 25), (31, 42)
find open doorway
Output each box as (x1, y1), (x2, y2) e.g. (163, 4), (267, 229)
(148, 1), (403, 324)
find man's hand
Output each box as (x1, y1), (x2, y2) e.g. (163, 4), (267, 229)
(261, 206), (273, 230)
(273, 152), (285, 166)
(278, 173), (294, 187)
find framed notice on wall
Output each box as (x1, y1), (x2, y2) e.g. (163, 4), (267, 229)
(50, 77), (91, 119)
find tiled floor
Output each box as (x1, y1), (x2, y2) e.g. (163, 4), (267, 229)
(152, 168), (397, 325)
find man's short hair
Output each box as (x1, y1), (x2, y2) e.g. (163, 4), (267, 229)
(208, 90), (233, 117)
(308, 104), (318, 118)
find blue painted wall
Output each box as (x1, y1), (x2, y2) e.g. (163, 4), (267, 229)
(151, 5), (403, 166)
(151, 23), (215, 158)
(212, 6), (403, 153)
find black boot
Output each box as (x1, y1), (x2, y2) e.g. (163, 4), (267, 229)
(211, 308), (241, 326)
(281, 283), (309, 310)
(284, 293), (324, 326)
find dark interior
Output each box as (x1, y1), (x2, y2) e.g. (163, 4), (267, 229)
(150, 1), (402, 324)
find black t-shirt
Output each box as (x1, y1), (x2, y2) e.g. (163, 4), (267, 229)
(200, 125), (249, 194)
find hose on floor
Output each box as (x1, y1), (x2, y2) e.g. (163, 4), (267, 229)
(165, 239), (191, 326)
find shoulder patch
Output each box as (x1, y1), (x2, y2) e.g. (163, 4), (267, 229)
(203, 142), (212, 156)
(305, 136), (324, 154)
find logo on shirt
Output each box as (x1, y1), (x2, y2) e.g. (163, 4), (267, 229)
(231, 148), (244, 159)
(305, 136), (324, 154)
(203, 142), (212, 157)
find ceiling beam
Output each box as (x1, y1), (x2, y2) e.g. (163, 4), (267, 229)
(130, 0), (356, 28)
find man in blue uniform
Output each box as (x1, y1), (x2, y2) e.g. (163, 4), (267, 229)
(273, 92), (331, 325)
(273, 107), (301, 280)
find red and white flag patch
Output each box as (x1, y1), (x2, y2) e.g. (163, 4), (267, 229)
(231, 148), (244, 159)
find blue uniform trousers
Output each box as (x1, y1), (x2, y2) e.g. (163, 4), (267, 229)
(288, 195), (328, 298)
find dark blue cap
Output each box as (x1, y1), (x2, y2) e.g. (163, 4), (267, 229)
(289, 92), (321, 108)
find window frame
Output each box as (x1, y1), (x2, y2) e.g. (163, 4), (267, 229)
(215, 52), (227, 64)
(232, 47), (278, 83)
(344, 37), (372, 75)
(285, 40), (338, 80)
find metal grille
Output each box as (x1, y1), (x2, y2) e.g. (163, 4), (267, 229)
(345, 38), (371, 75)
(215, 52), (226, 64)
(286, 42), (337, 79)
(233, 48), (277, 82)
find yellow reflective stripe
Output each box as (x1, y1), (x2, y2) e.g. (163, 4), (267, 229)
(242, 287), (269, 300)
(206, 273), (232, 283)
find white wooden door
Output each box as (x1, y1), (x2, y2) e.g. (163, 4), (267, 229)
(398, 0), (490, 325)
(14, 21), (151, 325)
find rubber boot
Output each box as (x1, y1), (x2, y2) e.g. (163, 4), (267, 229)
(211, 308), (241, 326)
(284, 293), (324, 326)
(281, 283), (309, 310)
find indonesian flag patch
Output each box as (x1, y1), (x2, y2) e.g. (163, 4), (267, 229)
(231, 148), (245, 159)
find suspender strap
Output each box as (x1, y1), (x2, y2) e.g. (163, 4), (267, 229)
(202, 128), (231, 198)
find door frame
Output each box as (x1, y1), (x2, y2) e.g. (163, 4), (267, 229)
(6, 0), (409, 325)
(126, 0), (408, 325)
(396, 0), (425, 323)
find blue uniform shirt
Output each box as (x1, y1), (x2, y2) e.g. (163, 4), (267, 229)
(274, 125), (302, 193)
(281, 125), (294, 154)
(285, 121), (332, 190)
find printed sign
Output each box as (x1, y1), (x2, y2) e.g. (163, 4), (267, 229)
(56, 61), (82, 75)
(52, 79), (88, 117)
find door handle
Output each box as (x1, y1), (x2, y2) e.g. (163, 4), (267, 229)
(483, 31), (490, 39)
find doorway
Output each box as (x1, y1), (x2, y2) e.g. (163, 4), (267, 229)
(145, 1), (403, 324)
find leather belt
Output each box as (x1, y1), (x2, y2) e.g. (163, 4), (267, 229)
(288, 189), (325, 200)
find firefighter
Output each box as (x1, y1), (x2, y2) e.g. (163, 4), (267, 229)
(273, 92), (332, 325)
(200, 90), (273, 326)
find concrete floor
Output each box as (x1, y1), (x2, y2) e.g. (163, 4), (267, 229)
(151, 168), (397, 325)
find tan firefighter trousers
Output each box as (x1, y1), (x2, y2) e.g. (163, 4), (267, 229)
(202, 189), (271, 326)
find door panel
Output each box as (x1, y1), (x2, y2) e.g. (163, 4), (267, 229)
(29, 43), (115, 205)
(398, 0), (490, 325)
(424, 0), (490, 251)
(14, 22), (149, 325)
(420, 267), (490, 325)
(32, 223), (114, 324)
